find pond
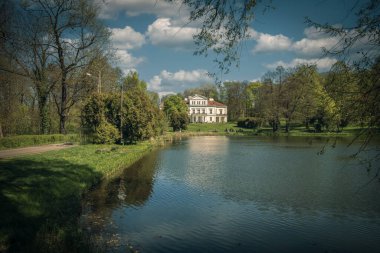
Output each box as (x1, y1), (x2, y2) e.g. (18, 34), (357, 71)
(82, 136), (380, 253)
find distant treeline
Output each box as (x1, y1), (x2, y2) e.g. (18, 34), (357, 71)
(181, 61), (379, 133)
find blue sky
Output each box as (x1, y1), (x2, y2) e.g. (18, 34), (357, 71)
(99, 0), (360, 95)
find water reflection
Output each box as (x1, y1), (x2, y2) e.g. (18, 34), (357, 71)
(81, 150), (159, 240)
(160, 136), (380, 215)
(83, 136), (380, 253)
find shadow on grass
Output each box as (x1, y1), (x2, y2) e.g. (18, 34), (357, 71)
(0, 158), (102, 253)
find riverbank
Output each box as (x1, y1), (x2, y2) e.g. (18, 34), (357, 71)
(0, 142), (157, 253)
(184, 123), (374, 137)
(0, 126), (376, 252)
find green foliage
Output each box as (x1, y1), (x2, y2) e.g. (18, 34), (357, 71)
(163, 95), (189, 131)
(183, 84), (219, 99)
(121, 87), (165, 142)
(93, 121), (120, 144)
(237, 117), (262, 129)
(82, 84), (165, 144)
(0, 134), (79, 150)
(81, 94), (107, 134)
(123, 72), (147, 90)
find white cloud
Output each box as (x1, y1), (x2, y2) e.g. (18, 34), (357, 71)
(110, 26), (145, 50)
(292, 27), (340, 56)
(146, 18), (197, 49)
(292, 37), (339, 56)
(148, 69), (212, 92)
(114, 49), (144, 74)
(249, 28), (292, 53)
(265, 57), (337, 70)
(250, 27), (340, 57)
(99, 0), (187, 19)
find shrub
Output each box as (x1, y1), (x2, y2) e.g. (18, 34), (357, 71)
(93, 121), (120, 144)
(237, 117), (260, 129)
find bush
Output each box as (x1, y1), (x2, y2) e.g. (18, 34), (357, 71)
(93, 121), (120, 144)
(237, 117), (260, 129)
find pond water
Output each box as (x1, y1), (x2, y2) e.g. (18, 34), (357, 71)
(82, 136), (380, 253)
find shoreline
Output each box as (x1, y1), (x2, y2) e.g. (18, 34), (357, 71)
(0, 131), (376, 252)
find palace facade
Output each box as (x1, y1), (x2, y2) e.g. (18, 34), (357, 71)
(186, 94), (228, 123)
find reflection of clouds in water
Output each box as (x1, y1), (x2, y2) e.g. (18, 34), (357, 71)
(175, 136), (380, 215)
(188, 136), (229, 155)
(82, 136), (380, 253)
(183, 136), (229, 193)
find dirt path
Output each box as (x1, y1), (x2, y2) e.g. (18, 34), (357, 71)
(0, 143), (77, 159)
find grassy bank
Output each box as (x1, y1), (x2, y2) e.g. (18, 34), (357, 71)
(184, 123), (371, 137)
(0, 134), (80, 150)
(0, 142), (155, 253)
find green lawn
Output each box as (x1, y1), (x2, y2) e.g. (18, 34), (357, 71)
(186, 122), (246, 132)
(0, 134), (80, 150)
(0, 142), (153, 253)
(185, 122), (371, 137)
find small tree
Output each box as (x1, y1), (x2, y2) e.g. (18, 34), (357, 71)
(163, 95), (189, 131)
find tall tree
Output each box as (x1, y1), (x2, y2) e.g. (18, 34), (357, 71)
(224, 81), (247, 121)
(281, 65), (322, 132)
(183, 84), (219, 100)
(1, 0), (55, 134)
(23, 0), (110, 134)
(307, 0), (380, 135)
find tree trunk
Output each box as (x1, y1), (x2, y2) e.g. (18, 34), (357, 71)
(38, 96), (49, 134)
(285, 119), (290, 133)
(0, 122), (3, 138)
(59, 75), (67, 134)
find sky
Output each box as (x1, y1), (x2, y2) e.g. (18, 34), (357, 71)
(98, 0), (361, 96)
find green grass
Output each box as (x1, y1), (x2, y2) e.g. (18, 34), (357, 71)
(186, 122), (244, 132)
(185, 122), (372, 137)
(0, 134), (80, 150)
(0, 142), (154, 253)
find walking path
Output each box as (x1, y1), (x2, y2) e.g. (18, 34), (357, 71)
(0, 143), (76, 159)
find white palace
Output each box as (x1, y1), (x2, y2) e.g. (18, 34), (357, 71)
(186, 94), (228, 123)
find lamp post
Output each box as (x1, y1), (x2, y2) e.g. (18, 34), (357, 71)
(86, 70), (102, 93)
(120, 81), (123, 145)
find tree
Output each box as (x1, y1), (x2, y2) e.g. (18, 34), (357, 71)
(0, 0), (56, 134)
(21, 0), (110, 134)
(183, 84), (219, 100)
(82, 87), (165, 144)
(163, 95), (189, 131)
(324, 61), (359, 130)
(280, 65), (323, 132)
(307, 0), (380, 134)
(224, 81), (247, 121)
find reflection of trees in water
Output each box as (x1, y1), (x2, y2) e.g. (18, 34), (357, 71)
(120, 151), (158, 206)
(81, 150), (159, 243)
(93, 150), (158, 208)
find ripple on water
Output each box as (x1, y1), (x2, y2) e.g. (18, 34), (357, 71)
(83, 136), (380, 253)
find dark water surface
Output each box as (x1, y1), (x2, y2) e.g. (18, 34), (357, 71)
(82, 136), (380, 253)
